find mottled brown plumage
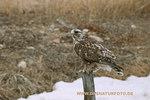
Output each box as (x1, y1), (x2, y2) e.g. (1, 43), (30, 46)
(71, 29), (123, 75)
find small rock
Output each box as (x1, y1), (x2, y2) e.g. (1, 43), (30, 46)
(136, 46), (144, 49)
(53, 38), (60, 44)
(83, 29), (89, 33)
(2, 25), (9, 29)
(89, 35), (104, 42)
(26, 46), (35, 50)
(28, 59), (34, 65)
(49, 24), (55, 32)
(49, 28), (54, 32)
(131, 25), (136, 29)
(104, 37), (110, 41)
(136, 56), (143, 61)
(50, 24), (55, 29)
(0, 44), (5, 49)
(41, 26), (44, 28)
(69, 24), (74, 28)
(87, 32), (96, 35)
(38, 44), (47, 50)
(28, 20), (34, 24)
(32, 27), (36, 30)
(60, 35), (73, 43)
(18, 61), (27, 68)
(40, 30), (45, 34)
(54, 28), (59, 31)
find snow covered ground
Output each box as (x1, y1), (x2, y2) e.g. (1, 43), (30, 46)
(19, 75), (150, 100)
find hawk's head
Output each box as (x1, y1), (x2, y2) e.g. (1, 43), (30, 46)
(70, 29), (84, 41)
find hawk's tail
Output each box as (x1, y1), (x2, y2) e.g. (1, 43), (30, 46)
(110, 62), (124, 76)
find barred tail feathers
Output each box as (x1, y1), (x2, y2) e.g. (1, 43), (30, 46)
(110, 62), (124, 76)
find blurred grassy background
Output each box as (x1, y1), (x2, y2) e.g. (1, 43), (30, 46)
(0, 0), (150, 24)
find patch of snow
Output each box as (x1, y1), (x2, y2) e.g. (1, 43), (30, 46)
(18, 75), (150, 100)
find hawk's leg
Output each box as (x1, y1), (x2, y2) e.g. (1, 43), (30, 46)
(79, 62), (88, 73)
(79, 60), (91, 73)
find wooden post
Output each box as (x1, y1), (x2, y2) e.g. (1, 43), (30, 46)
(82, 72), (96, 100)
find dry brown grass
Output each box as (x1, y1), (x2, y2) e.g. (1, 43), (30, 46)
(0, 73), (41, 99)
(0, 0), (150, 24)
(0, 0), (150, 99)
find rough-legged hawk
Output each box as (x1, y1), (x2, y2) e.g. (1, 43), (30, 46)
(70, 29), (123, 76)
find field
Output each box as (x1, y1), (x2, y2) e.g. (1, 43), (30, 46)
(0, 0), (150, 99)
